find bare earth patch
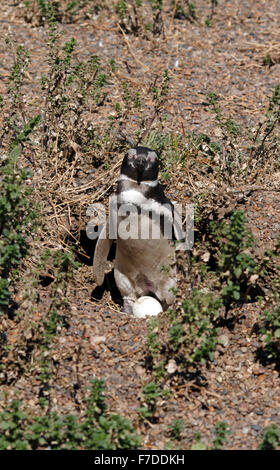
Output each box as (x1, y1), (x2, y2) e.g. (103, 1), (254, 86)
(0, 1), (280, 450)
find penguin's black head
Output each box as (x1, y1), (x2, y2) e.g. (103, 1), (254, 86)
(121, 146), (159, 184)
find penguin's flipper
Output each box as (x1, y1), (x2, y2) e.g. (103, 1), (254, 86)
(93, 222), (113, 286)
(167, 200), (185, 245)
(172, 205), (185, 242)
(157, 186), (185, 245)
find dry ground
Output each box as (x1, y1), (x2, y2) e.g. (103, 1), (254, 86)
(0, 0), (280, 450)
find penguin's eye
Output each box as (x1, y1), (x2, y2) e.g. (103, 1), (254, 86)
(148, 151), (157, 162)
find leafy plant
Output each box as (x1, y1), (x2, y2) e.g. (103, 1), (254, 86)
(23, 0), (100, 25)
(259, 424), (280, 450)
(152, 69), (170, 114)
(0, 400), (29, 450)
(173, 1), (198, 22)
(205, 0), (218, 26)
(209, 210), (257, 312)
(116, 0), (144, 35)
(260, 84), (280, 147)
(259, 303), (280, 361)
(263, 53), (273, 67)
(0, 145), (38, 313)
(137, 381), (169, 421)
(205, 92), (240, 137)
(211, 421), (231, 450)
(149, 0), (164, 35)
(169, 419), (184, 441)
(39, 4), (126, 175)
(7, 43), (30, 106)
(26, 412), (83, 450)
(80, 378), (141, 449)
(146, 318), (165, 379)
(191, 431), (207, 450)
(147, 289), (221, 380)
(176, 289), (221, 365)
(191, 421), (230, 450)
(0, 379), (140, 450)
(38, 250), (81, 388)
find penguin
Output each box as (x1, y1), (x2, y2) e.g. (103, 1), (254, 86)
(92, 146), (183, 314)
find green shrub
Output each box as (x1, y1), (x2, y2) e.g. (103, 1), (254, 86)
(0, 145), (38, 313)
(191, 421), (230, 450)
(137, 380), (169, 422)
(79, 378), (141, 449)
(210, 421), (231, 450)
(38, 250), (81, 386)
(259, 424), (280, 450)
(259, 304), (280, 361)
(169, 419), (184, 441)
(170, 289), (221, 366)
(146, 289), (222, 379)
(209, 210), (256, 311)
(0, 400), (29, 450)
(0, 379), (140, 450)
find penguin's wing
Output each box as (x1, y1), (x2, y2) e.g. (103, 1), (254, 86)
(93, 221), (113, 286)
(157, 185), (185, 244)
(172, 203), (185, 244)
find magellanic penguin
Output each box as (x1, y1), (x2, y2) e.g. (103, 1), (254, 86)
(93, 146), (184, 314)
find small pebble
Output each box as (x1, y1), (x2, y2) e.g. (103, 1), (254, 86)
(251, 424), (261, 431)
(218, 334), (230, 347)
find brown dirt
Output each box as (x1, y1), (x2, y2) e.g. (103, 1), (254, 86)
(0, 0), (280, 450)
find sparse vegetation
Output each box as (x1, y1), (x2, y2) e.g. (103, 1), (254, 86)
(259, 303), (280, 362)
(0, 144), (39, 314)
(0, 379), (140, 449)
(258, 424), (280, 450)
(169, 418), (184, 441)
(208, 210), (257, 312)
(146, 288), (221, 378)
(191, 421), (231, 450)
(146, 206), (279, 380)
(37, 250), (81, 400)
(137, 380), (170, 422)
(0, 0), (280, 451)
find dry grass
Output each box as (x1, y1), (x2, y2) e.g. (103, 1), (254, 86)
(0, 0), (280, 450)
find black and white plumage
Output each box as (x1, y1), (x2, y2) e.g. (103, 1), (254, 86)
(93, 146), (181, 315)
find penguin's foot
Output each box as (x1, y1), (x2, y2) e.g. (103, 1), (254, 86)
(122, 296), (135, 315)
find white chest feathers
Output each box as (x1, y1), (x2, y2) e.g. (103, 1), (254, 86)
(117, 189), (173, 223)
(118, 189), (147, 206)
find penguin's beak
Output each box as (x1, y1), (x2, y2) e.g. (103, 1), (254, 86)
(135, 156), (146, 183)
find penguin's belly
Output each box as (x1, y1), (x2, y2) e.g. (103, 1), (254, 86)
(114, 211), (176, 305)
(115, 237), (176, 299)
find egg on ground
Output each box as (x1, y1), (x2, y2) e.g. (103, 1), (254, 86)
(132, 296), (163, 319)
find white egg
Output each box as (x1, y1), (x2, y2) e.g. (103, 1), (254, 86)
(132, 296), (163, 319)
